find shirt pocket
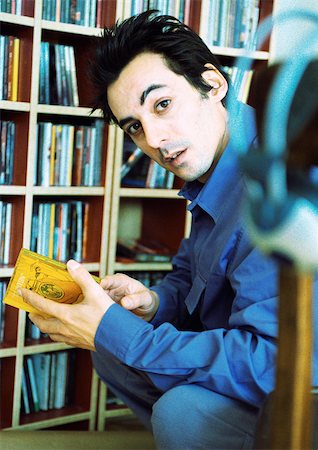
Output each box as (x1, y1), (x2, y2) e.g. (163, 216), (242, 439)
(185, 273), (206, 314)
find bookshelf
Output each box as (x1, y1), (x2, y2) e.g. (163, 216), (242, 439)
(0, 0), (279, 433)
(0, 0), (119, 431)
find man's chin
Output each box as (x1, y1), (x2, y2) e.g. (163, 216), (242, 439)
(181, 169), (211, 184)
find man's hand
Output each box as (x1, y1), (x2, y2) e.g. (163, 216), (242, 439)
(101, 273), (159, 321)
(19, 260), (115, 351)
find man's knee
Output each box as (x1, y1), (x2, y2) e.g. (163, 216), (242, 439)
(151, 385), (258, 450)
(151, 385), (198, 449)
(152, 384), (193, 424)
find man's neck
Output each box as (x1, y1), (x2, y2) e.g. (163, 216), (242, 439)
(198, 128), (229, 183)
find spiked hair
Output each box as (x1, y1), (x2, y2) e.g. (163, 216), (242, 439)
(89, 10), (228, 123)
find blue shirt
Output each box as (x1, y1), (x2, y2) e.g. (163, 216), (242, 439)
(95, 104), (317, 408)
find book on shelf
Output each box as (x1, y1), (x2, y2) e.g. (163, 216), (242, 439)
(121, 139), (174, 189)
(32, 352), (51, 411)
(117, 238), (174, 263)
(3, 248), (100, 315)
(145, 160), (175, 189)
(48, 353), (57, 410)
(201, 0), (260, 50)
(39, 42), (79, 107)
(130, 0), (188, 21)
(31, 200), (89, 262)
(25, 315), (47, 341)
(22, 351), (72, 413)
(0, 35), (20, 101)
(11, 36), (20, 101)
(21, 367), (31, 414)
(121, 138), (150, 187)
(0, 0), (25, 15)
(54, 351), (69, 409)
(120, 147), (144, 179)
(35, 120), (104, 187)
(0, 36), (5, 100)
(25, 357), (40, 413)
(42, 0), (100, 27)
(0, 120), (15, 185)
(222, 65), (254, 103)
(0, 200), (12, 265)
(0, 281), (7, 343)
(6, 36), (14, 101)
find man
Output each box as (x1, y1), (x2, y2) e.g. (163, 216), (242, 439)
(21, 11), (279, 449)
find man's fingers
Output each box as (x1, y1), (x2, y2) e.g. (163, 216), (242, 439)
(121, 291), (153, 310)
(29, 313), (60, 333)
(19, 288), (64, 317)
(66, 260), (101, 296)
(100, 273), (129, 290)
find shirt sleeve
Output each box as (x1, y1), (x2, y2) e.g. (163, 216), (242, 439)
(94, 239), (279, 408)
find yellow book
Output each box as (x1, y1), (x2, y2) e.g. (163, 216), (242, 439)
(11, 37), (20, 102)
(4, 248), (100, 314)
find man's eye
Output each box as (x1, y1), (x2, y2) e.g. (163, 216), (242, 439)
(156, 99), (171, 112)
(127, 122), (141, 135)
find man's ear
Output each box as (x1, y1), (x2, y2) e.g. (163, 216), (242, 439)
(202, 63), (228, 101)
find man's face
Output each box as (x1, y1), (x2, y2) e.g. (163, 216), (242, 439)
(108, 52), (228, 183)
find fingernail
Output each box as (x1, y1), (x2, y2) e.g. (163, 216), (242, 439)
(18, 288), (28, 302)
(67, 260), (80, 270)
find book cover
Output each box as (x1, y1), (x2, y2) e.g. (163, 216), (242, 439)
(48, 352), (57, 409)
(21, 367), (31, 414)
(6, 36), (14, 101)
(0, 36), (5, 99)
(3, 248), (100, 314)
(68, 45), (79, 106)
(32, 353), (51, 411)
(26, 356), (40, 412)
(11, 37), (20, 101)
(54, 350), (68, 409)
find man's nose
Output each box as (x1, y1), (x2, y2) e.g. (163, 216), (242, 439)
(143, 119), (166, 150)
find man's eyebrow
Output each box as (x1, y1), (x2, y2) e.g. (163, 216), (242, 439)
(140, 83), (166, 105)
(118, 116), (135, 129)
(118, 84), (167, 129)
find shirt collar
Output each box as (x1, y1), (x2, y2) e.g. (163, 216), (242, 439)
(179, 103), (257, 221)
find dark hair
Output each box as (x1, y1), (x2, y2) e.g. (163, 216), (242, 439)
(89, 10), (228, 123)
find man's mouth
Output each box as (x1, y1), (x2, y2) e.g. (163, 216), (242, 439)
(163, 149), (185, 163)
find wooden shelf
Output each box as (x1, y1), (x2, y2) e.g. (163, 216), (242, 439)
(32, 186), (105, 196)
(0, 12), (34, 27)
(0, 0), (115, 432)
(210, 45), (270, 60)
(36, 104), (102, 117)
(41, 19), (104, 36)
(120, 187), (181, 198)
(115, 262), (173, 272)
(0, 267), (14, 278)
(0, 100), (30, 112)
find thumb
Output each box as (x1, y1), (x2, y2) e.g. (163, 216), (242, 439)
(19, 287), (66, 318)
(66, 260), (101, 296)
